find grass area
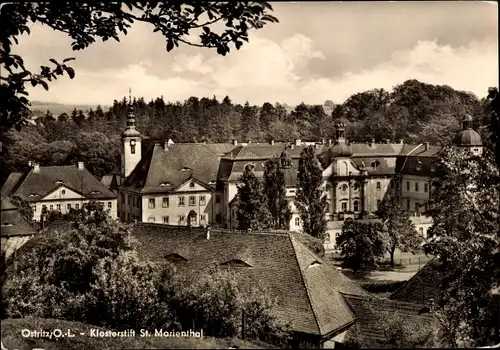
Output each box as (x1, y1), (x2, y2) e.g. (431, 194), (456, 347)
(1, 318), (272, 349)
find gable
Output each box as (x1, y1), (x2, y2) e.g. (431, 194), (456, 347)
(42, 185), (85, 200)
(220, 259), (253, 268)
(175, 178), (212, 193)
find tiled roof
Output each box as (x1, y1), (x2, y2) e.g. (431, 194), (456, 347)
(221, 144), (326, 161)
(395, 151), (440, 177)
(1, 172), (24, 197)
(121, 144), (221, 194)
(390, 258), (445, 305)
(343, 293), (435, 346)
(130, 223), (367, 337)
(203, 143), (238, 156)
(7, 166), (117, 201)
(350, 157), (397, 175)
(1, 197), (36, 238)
(349, 143), (409, 156)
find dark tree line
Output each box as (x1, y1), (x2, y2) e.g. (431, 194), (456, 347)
(0, 79), (493, 185)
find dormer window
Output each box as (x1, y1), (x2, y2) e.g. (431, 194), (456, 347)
(181, 167), (192, 172)
(208, 180), (216, 185)
(159, 182), (171, 187)
(220, 259), (252, 268)
(55, 180), (64, 185)
(416, 159), (423, 171)
(89, 190), (101, 195)
(371, 160), (381, 170)
(2, 222), (13, 227)
(164, 253), (188, 262)
(307, 261), (322, 268)
(29, 193), (38, 197)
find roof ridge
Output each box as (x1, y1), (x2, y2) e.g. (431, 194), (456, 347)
(390, 257), (437, 300)
(288, 235), (322, 335)
(11, 169), (32, 198)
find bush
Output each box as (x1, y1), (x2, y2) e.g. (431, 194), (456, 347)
(360, 280), (407, 293)
(163, 265), (291, 346)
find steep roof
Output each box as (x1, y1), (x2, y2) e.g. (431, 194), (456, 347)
(7, 165), (116, 201)
(349, 143), (410, 157)
(121, 143), (221, 194)
(221, 144), (326, 161)
(1, 197), (36, 237)
(130, 224), (368, 337)
(395, 146), (441, 177)
(343, 293), (435, 346)
(390, 258), (445, 305)
(1, 172), (24, 197)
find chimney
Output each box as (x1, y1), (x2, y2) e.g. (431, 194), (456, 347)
(33, 163), (40, 173)
(328, 139), (332, 146)
(232, 139), (238, 146)
(270, 139), (275, 145)
(295, 138), (301, 146)
(386, 139), (390, 144)
(202, 140), (207, 145)
(290, 144), (295, 150)
(321, 139), (326, 145)
(28, 160), (33, 167)
(164, 141), (170, 150)
(206, 226), (211, 240)
(424, 142), (429, 151)
(400, 139), (404, 144)
(77, 161), (84, 170)
(247, 140), (252, 144)
(370, 139), (375, 148)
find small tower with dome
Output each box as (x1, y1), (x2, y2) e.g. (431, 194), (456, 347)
(121, 88), (142, 178)
(280, 145), (292, 169)
(454, 114), (482, 156)
(328, 121), (353, 160)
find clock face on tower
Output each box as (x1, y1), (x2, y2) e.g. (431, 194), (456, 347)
(130, 140), (136, 146)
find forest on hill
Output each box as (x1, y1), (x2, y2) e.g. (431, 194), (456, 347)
(0, 79), (494, 183)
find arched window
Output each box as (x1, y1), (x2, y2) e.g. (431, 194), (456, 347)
(353, 200), (359, 212)
(340, 184), (348, 194)
(340, 161), (348, 176)
(353, 183), (360, 191)
(130, 139), (136, 154)
(419, 227), (424, 236)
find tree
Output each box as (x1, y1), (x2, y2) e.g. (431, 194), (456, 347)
(1, 2), (278, 133)
(263, 157), (291, 230)
(486, 87), (500, 166)
(424, 144), (500, 346)
(241, 101), (260, 140)
(295, 146), (327, 239)
(10, 195), (35, 227)
(236, 165), (271, 231)
(259, 102), (278, 131)
(376, 196), (423, 267)
(336, 220), (386, 273)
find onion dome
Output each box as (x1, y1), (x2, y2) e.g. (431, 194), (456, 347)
(454, 114), (482, 146)
(328, 142), (353, 158)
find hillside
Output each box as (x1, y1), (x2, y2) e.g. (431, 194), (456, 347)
(30, 101), (110, 117)
(1, 318), (271, 349)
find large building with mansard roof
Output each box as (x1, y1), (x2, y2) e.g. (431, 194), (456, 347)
(113, 96), (482, 251)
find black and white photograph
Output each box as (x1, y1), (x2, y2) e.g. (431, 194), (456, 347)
(0, 1), (499, 349)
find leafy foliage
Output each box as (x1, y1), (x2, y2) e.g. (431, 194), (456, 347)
(163, 265), (291, 346)
(424, 144), (500, 346)
(336, 220), (386, 273)
(235, 165), (271, 231)
(295, 146), (327, 239)
(376, 196), (423, 266)
(263, 157), (291, 230)
(0, 2), (278, 133)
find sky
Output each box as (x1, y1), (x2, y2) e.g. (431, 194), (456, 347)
(12, 1), (499, 106)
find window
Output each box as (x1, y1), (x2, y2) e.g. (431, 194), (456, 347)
(353, 200), (359, 212)
(424, 203), (429, 212)
(57, 204), (61, 211)
(49, 205), (53, 211)
(62, 189), (66, 195)
(406, 181), (410, 191)
(289, 189), (296, 194)
(295, 217), (300, 226)
(340, 184), (348, 193)
(376, 182), (381, 190)
(415, 201), (419, 211)
(108, 202), (112, 208)
(424, 183), (428, 193)
(179, 196), (185, 207)
(163, 216), (169, 224)
(200, 214), (207, 223)
(353, 183), (360, 191)
(130, 140), (136, 154)
(67, 203), (71, 210)
(42, 205), (47, 211)
(216, 214), (222, 223)
(179, 215), (185, 224)
(76, 204), (80, 210)
(127, 195), (131, 206)
(148, 198), (155, 209)
(419, 227), (424, 236)
(199, 196), (206, 206)
(189, 182), (195, 188)
(33, 206), (36, 212)
(377, 199), (381, 209)
(121, 193), (125, 203)
(415, 182), (419, 192)
(341, 202), (347, 212)
(148, 216), (155, 223)
(326, 184), (331, 191)
(406, 200), (410, 210)
(189, 196), (196, 206)
(216, 195), (221, 204)
(162, 197), (169, 208)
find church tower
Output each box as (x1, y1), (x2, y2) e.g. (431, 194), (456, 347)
(453, 114), (483, 156)
(121, 88), (142, 178)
